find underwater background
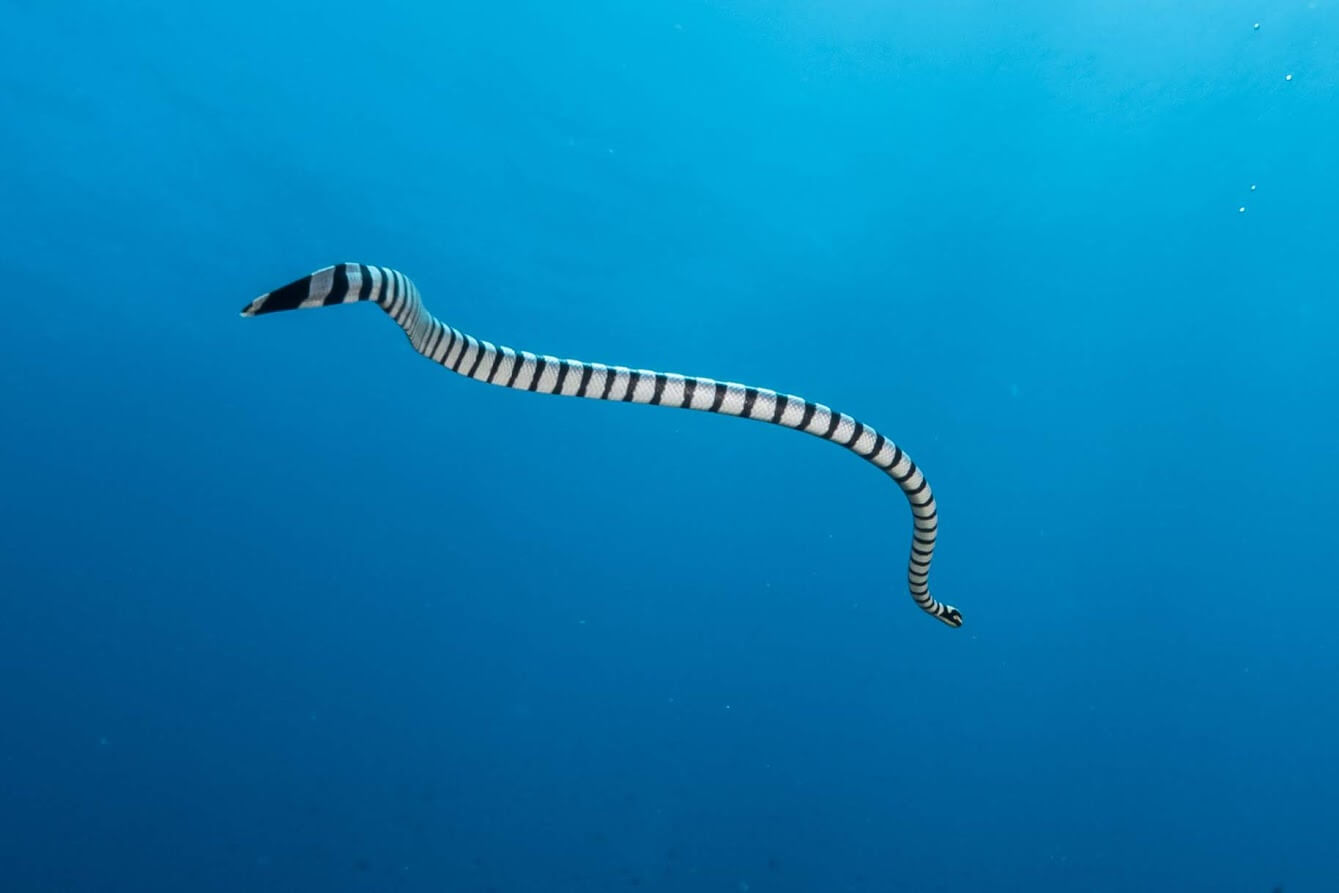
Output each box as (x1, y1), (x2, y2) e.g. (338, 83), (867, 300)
(1, 0), (1336, 890)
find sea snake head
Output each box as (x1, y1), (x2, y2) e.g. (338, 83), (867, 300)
(936, 605), (964, 628)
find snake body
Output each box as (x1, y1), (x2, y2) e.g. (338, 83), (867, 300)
(243, 264), (961, 627)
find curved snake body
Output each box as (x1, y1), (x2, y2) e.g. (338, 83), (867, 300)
(243, 264), (961, 628)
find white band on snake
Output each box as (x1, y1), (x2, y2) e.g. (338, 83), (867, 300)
(244, 264), (962, 628)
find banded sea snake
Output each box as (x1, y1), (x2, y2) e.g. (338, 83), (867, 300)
(243, 264), (961, 628)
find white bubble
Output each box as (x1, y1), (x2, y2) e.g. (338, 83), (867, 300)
(1250, 184), (1257, 191)
(1285, 73), (1293, 81)
(1253, 22), (1260, 30)
(1239, 207), (1246, 213)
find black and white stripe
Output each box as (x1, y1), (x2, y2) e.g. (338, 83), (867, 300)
(243, 264), (961, 628)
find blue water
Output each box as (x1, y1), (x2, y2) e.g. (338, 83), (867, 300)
(2, 1), (1335, 890)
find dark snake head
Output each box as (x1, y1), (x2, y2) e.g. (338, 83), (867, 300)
(937, 605), (963, 628)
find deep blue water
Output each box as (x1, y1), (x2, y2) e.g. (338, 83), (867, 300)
(2, 1), (1336, 890)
